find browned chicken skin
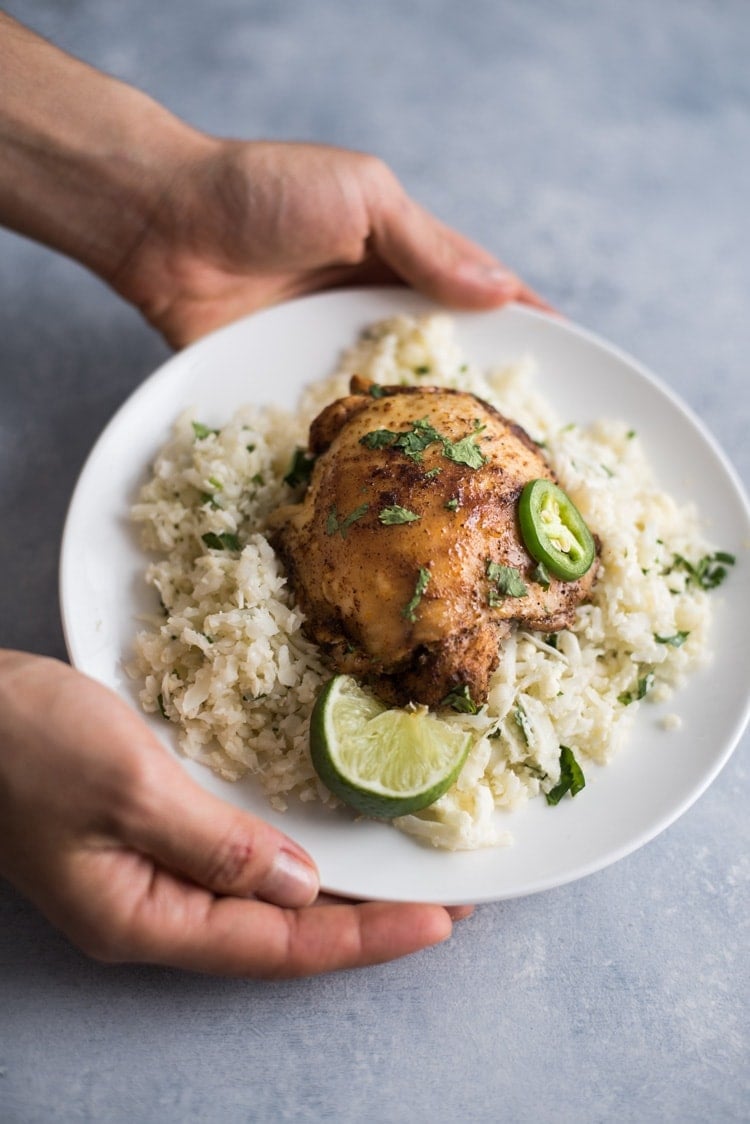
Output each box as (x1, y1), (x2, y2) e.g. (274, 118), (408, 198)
(270, 379), (598, 707)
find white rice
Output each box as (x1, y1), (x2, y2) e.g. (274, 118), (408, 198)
(129, 314), (719, 849)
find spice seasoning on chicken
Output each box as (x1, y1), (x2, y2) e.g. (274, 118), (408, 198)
(269, 377), (599, 708)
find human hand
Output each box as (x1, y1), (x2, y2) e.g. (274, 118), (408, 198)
(0, 651), (469, 977)
(111, 138), (550, 348)
(0, 16), (548, 349)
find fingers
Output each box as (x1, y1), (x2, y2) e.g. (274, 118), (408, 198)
(121, 758), (320, 908)
(61, 840), (470, 977)
(108, 865), (456, 977)
(125, 760), (476, 928)
(314, 889), (475, 922)
(367, 175), (552, 313)
(172, 898), (454, 978)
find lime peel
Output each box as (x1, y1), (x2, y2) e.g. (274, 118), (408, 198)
(310, 675), (472, 819)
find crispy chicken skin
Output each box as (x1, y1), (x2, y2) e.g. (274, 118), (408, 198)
(270, 379), (598, 707)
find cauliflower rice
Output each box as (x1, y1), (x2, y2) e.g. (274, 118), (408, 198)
(129, 314), (720, 849)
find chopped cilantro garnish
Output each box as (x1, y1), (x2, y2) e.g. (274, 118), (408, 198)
(545, 746), (585, 805)
(668, 551), (735, 590)
(486, 560), (528, 600)
(445, 497), (459, 511)
(413, 364), (431, 375)
(442, 684), (479, 714)
(360, 428), (399, 450)
(369, 384), (386, 398)
(397, 424), (441, 461)
(442, 434), (488, 469)
(360, 416), (487, 469)
(379, 505), (420, 525)
(359, 419), (441, 461)
(532, 561), (552, 588)
(326, 503), (369, 538)
(655, 630), (690, 647)
(618, 671), (655, 706)
(514, 701), (533, 745)
(402, 566), (431, 622)
(284, 447), (316, 488)
(191, 421), (219, 440)
(202, 531), (241, 552)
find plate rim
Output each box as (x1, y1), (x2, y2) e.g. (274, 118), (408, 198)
(59, 288), (750, 904)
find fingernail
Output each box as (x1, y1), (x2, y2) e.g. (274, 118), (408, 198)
(459, 261), (518, 293)
(257, 847), (319, 908)
(446, 904), (475, 921)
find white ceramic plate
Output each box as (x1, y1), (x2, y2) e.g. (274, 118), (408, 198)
(60, 288), (750, 904)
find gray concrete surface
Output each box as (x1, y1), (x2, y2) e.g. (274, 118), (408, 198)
(1, 2), (748, 1121)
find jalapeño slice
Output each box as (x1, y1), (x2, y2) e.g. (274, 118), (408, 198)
(519, 479), (595, 582)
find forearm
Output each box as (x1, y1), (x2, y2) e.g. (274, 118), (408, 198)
(0, 14), (203, 283)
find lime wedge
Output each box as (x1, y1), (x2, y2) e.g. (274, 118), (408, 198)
(310, 675), (472, 819)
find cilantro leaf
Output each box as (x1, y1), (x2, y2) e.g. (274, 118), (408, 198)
(379, 505), (420, 525)
(486, 560), (528, 600)
(396, 430), (435, 461)
(442, 434), (488, 469)
(618, 670), (655, 706)
(402, 566), (431, 622)
(545, 746), (586, 805)
(441, 684), (479, 714)
(394, 418), (442, 462)
(532, 561), (552, 588)
(202, 531), (241, 552)
(326, 503), (369, 538)
(669, 551), (735, 590)
(284, 447), (317, 488)
(655, 630), (690, 647)
(360, 416), (488, 470)
(360, 429), (399, 450)
(191, 421), (219, 440)
(514, 700), (533, 745)
(360, 419), (441, 463)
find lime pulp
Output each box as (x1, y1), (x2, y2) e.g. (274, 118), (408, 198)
(309, 675), (472, 819)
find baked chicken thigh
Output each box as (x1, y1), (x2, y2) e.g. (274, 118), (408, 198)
(271, 380), (597, 708)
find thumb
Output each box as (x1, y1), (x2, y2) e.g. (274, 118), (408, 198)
(124, 755), (320, 907)
(369, 187), (552, 312)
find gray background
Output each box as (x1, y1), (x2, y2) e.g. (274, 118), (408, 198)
(1, 1), (748, 1121)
